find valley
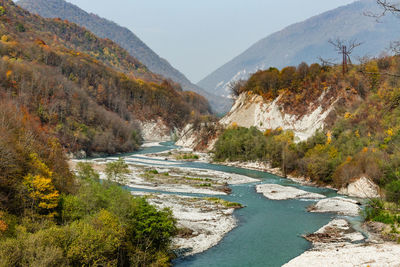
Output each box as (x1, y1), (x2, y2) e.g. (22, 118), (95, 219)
(1, 0), (400, 266)
(72, 142), (400, 266)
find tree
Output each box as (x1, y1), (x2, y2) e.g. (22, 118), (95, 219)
(376, 0), (400, 15)
(373, 1), (400, 53)
(328, 38), (362, 74)
(228, 80), (245, 97)
(274, 131), (295, 177)
(23, 154), (60, 218)
(76, 162), (100, 182)
(104, 158), (131, 185)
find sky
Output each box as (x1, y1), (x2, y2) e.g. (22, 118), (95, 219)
(66, 0), (356, 83)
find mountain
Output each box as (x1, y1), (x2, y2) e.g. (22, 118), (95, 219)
(0, 0), (210, 156)
(198, 0), (400, 98)
(17, 0), (231, 113)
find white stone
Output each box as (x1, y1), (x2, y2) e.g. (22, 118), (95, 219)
(338, 177), (380, 199)
(220, 92), (338, 141)
(175, 123), (218, 151)
(256, 184), (325, 200)
(284, 218), (400, 267)
(311, 197), (361, 216)
(284, 243), (400, 267)
(175, 123), (197, 148)
(138, 118), (171, 141)
(315, 219), (365, 243)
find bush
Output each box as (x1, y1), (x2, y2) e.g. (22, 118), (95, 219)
(105, 158), (131, 185)
(16, 23), (25, 32)
(302, 144), (339, 183)
(386, 180), (400, 204)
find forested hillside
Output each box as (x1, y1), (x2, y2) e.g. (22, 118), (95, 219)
(0, 100), (176, 265)
(0, 1), (179, 265)
(17, 0), (232, 114)
(0, 0), (210, 156)
(214, 56), (400, 208)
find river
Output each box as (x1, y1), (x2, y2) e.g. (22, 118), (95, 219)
(119, 142), (361, 267)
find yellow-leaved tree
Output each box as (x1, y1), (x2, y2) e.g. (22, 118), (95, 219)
(23, 153), (59, 218)
(273, 130), (295, 177)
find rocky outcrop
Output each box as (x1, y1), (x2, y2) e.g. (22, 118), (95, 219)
(338, 177), (380, 199)
(175, 123), (220, 151)
(138, 118), (172, 142)
(256, 184), (325, 200)
(220, 93), (337, 141)
(175, 124), (198, 148)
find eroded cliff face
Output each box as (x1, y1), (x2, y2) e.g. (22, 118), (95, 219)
(220, 91), (340, 141)
(138, 118), (173, 142)
(176, 123), (221, 152)
(176, 86), (361, 150)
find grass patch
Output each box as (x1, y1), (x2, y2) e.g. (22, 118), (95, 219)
(205, 197), (243, 208)
(175, 153), (199, 160)
(147, 169), (159, 174)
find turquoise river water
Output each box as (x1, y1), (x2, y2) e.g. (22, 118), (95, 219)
(121, 142), (362, 267)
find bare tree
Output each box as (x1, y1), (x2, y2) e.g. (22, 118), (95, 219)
(328, 38), (363, 74)
(365, 0), (400, 18)
(228, 80), (246, 98)
(317, 56), (336, 68)
(377, 0), (400, 15)
(366, 1), (400, 53)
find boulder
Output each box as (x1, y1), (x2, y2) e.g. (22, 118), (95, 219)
(256, 184), (325, 200)
(338, 177), (380, 199)
(310, 197), (361, 216)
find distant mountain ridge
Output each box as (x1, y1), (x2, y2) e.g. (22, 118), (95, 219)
(198, 0), (400, 98)
(17, 0), (231, 113)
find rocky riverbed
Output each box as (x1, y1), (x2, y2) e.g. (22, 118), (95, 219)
(131, 192), (242, 257)
(284, 219), (400, 267)
(70, 143), (398, 264)
(70, 155), (258, 196)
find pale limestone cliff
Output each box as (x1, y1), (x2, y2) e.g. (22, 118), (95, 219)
(220, 92), (337, 141)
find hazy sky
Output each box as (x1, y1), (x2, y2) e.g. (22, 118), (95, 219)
(66, 0), (356, 83)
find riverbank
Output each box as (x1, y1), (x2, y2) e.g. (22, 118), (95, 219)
(217, 160), (336, 188)
(284, 219), (400, 266)
(71, 143), (397, 264)
(145, 149), (323, 188)
(212, 160), (382, 200)
(69, 155), (259, 196)
(131, 192), (241, 257)
(153, 148), (399, 265)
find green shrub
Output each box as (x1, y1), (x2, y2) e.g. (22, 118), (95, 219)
(76, 162), (100, 182)
(16, 23), (25, 32)
(147, 169), (159, 174)
(386, 180), (400, 203)
(105, 158), (131, 185)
